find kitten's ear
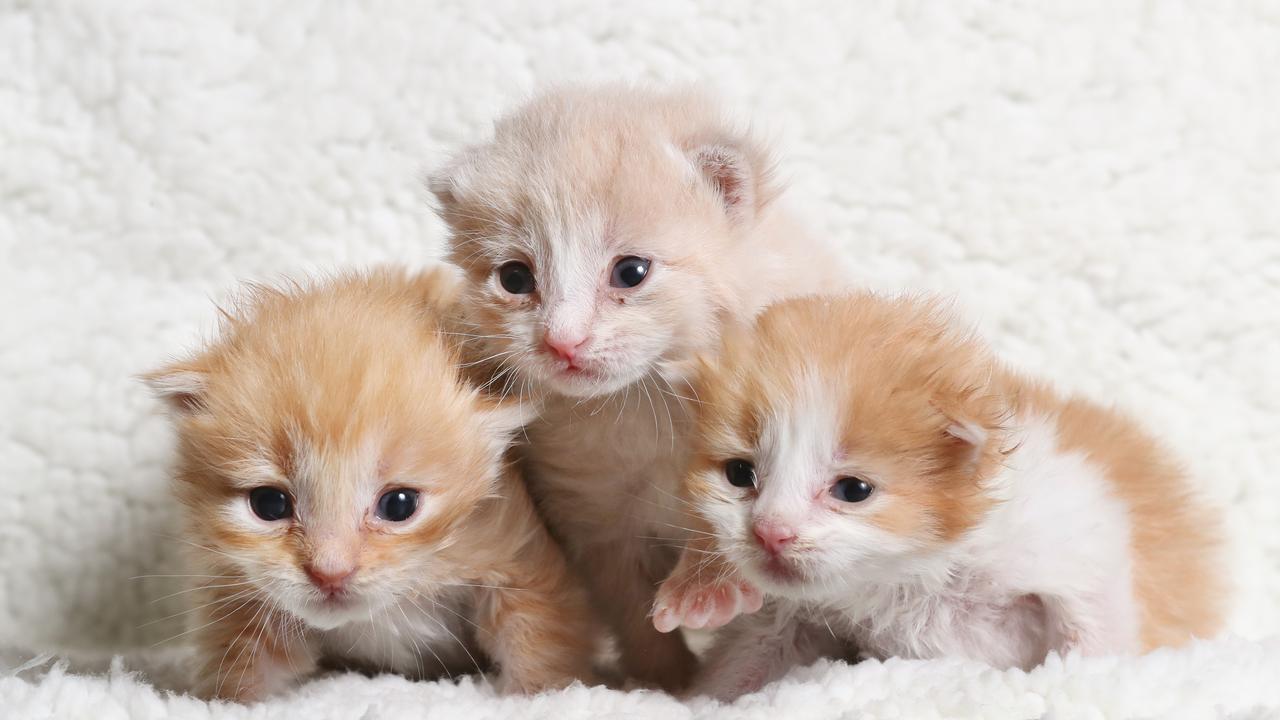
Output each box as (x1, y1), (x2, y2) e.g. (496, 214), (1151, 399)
(141, 361), (210, 416)
(690, 140), (778, 224)
(944, 418), (989, 455)
(932, 393), (1004, 472)
(426, 147), (479, 213)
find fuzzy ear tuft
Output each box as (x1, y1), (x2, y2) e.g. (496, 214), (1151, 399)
(426, 147), (480, 213)
(690, 139), (778, 224)
(945, 419), (988, 450)
(142, 365), (210, 416)
(942, 416), (990, 472)
(693, 144), (755, 222)
(426, 167), (460, 210)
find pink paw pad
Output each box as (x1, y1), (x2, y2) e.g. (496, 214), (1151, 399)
(653, 578), (762, 633)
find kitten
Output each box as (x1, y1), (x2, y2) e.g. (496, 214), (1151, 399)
(144, 268), (597, 701)
(653, 293), (1227, 699)
(430, 85), (848, 690)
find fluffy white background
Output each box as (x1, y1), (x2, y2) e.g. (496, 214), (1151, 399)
(1, 1), (1277, 718)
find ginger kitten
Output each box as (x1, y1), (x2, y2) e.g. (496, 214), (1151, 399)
(431, 85), (847, 690)
(653, 293), (1226, 699)
(145, 268), (596, 701)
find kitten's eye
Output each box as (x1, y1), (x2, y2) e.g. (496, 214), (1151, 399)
(724, 459), (756, 488)
(498, 261), (536, 295)
(377, 488), (419, 522)
(609, 256), (651, 289)
(249, 487), (293, 521)
(832, 477), (874, 503)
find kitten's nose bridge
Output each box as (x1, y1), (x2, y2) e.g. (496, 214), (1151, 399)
(542, 302), (593, 363)
(542, 283), (596, 356)
(305, 529), (360, 594)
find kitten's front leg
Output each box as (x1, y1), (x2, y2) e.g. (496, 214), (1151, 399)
(475, 529), (601, 693)
(690, 605), (844, 702)
(653, 533), (762, 634)
(578, 536), (698, 692)
(1041, 590), (1138, 661)
(192, 597), (316, 702)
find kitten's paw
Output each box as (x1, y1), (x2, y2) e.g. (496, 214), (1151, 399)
(652, 575), (763, 633)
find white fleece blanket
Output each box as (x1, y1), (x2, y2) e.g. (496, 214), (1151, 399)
(1, 2), (1277, 718)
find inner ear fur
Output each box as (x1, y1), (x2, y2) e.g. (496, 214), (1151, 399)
(689, 135), (779, 224)
(931, 388), (1009, 475)
(141, 361), (211, 416)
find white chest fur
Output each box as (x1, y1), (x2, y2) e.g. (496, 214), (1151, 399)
(318, 585), (483, 681)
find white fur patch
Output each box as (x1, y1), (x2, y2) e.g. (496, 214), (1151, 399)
(754, 368), (842, 524)
(817, 413), (1143, 668)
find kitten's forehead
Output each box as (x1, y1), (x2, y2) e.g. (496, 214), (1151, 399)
(286, 429), (378, 486)
(759, 368), (842, 458)
(457, 127), (699, 244)
(189, 276), (500, 493)
(754, 368), (843, 507)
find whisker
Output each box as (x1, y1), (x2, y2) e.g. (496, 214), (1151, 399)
(158, 535), (257, 567)
(234, 602), (275, 698)
(439, 581), (527, 593)
(130, 574), (236, 581)
(212, 584), (277, 696)
(402, 593), (484, 685)
(151, 585), (264, 648)
(653, 520), (717, 538)
(394, 601), (427, 680)
(138, 584), (259, 628)
(149, 579), (256, 604)
(411, 591), (485, 635)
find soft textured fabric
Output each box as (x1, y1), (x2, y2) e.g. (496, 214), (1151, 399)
(1, 1), (1276, 717)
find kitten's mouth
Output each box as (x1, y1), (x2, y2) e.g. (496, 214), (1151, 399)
(536, 352), (657, 395)
(556, 363), (596, 378)
(293, 591), (367, 630)
(318, 592), (352, 607)
(758, 556), (804, 585)
(539, 358), (618, 392)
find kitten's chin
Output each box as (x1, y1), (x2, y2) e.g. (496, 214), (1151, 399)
(292, 596), (372, 631)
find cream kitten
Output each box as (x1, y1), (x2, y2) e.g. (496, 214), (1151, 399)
(144, 268), (597, 701)
(653, 293), (1227, 699)
(430, 85), (847, 690)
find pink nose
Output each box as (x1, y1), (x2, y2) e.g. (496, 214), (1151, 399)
(544, 333), (588, 363)
(753, 521), (797, 556)
(305, 564), (355, 594)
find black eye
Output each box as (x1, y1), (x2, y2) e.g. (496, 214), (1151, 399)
(724, 459), (756, 488)
(609, 256), (651, 288)
(249, 487), (292, 521)
(832, 477), (874, 503)
(377, 488), (419, 522)
(498, 261), (536, 295)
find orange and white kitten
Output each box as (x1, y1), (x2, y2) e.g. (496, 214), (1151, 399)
(653, 293), (1227, 699)
(144, 269), (597, 701)
(431, 85), (847, 690)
